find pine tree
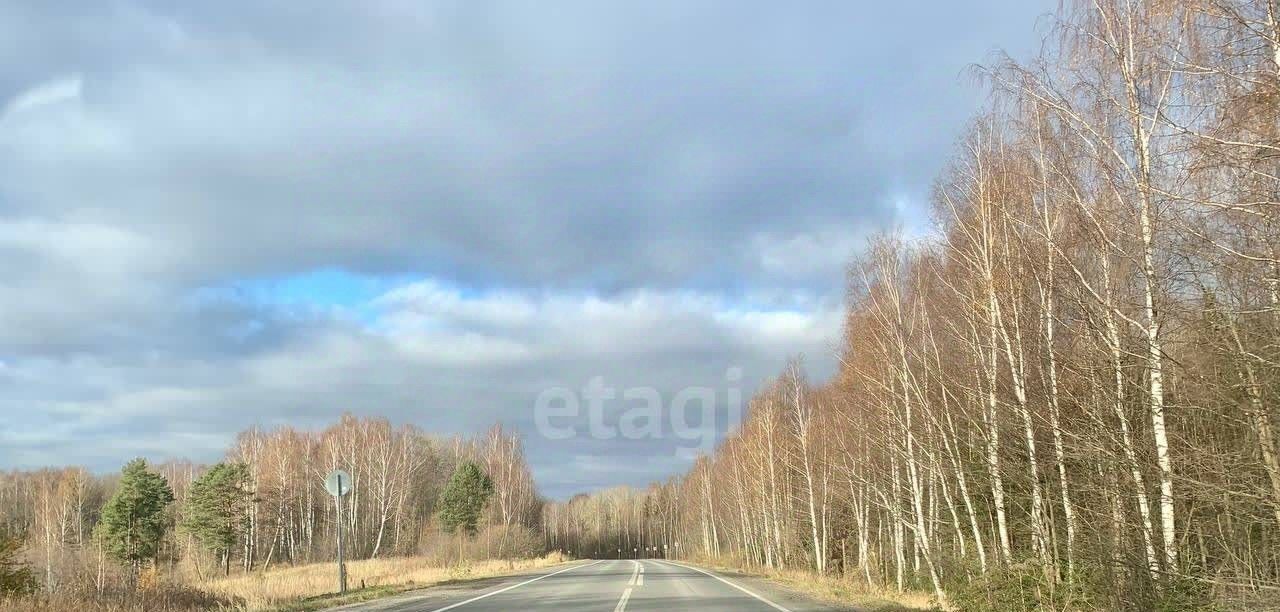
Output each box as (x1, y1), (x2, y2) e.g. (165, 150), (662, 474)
(438, 461), (494, 536)
(94, 459), (175, 573)
(181, 462), (252, 576)
(0, 527), (37, 597)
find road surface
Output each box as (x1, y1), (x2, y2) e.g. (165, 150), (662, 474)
(330, 559), (847, 612)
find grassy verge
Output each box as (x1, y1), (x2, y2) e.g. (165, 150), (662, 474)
(265, 584), (401, 612)
(674, 557), (935, 612)
(198, 553), (569, 611)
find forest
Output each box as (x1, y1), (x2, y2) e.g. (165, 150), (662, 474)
(542, 0), (1280, 610)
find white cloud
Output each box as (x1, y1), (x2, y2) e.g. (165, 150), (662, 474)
(2, 74), (82, 119)
(753, 229), (865, 282)
(372, 281), (842, 366)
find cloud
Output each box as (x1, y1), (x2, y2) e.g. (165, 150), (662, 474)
(0, 276), (841, 496)
(0, 0), (1055, 497)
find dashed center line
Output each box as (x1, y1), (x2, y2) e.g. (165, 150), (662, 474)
(617, 560), (643, 610)
(614, 587), (633, 612)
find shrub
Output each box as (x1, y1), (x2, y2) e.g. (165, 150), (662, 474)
(1147, 576), (1222, 612)
(947, 561), (1098, 611)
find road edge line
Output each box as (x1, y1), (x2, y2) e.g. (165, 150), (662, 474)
(656, 560), (791, 612)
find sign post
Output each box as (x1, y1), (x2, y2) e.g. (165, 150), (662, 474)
(325, 470), (353, 595)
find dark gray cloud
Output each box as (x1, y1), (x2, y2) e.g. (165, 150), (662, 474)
(0, 0), (1052, 497)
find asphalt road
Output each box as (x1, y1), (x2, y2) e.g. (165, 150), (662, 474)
(331, 559), (846, 612)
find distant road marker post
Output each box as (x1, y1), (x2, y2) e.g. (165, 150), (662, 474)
(325, 469), (353, 595)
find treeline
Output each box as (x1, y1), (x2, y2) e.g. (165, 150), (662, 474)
(0, 416), (542, 593)
(545, 0), (1280, 609)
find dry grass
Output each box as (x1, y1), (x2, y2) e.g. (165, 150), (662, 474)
(0, 581), (242, 612)
(0, 562), (242, 612)
(199, 553), (568, 611)
(762, 567), (935, 611)
(680, 557), (935, 612)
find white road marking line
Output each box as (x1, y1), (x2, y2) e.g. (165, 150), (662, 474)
(628, 560), (640, 586)
(657, 560), (792, 612)
(637, 573), (644, 586)
(427, 560), (602, 612)
(614, 587), (633, 612)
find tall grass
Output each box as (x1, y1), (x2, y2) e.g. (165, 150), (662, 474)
(0, 581), (241, 612)
(0, 557), (243, 612)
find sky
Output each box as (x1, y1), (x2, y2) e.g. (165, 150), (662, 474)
(0, 1), (1053, 499)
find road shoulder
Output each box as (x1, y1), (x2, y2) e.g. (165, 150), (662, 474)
(652, 559), (930, 612)
(306, 560), (595, 612)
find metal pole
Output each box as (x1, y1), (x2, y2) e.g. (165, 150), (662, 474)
(336, 475), (347, 595)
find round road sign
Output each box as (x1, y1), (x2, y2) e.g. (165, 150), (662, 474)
(325, 469), (353, 497)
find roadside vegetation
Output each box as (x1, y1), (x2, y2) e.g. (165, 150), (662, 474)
(0, 418), (547, 611)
